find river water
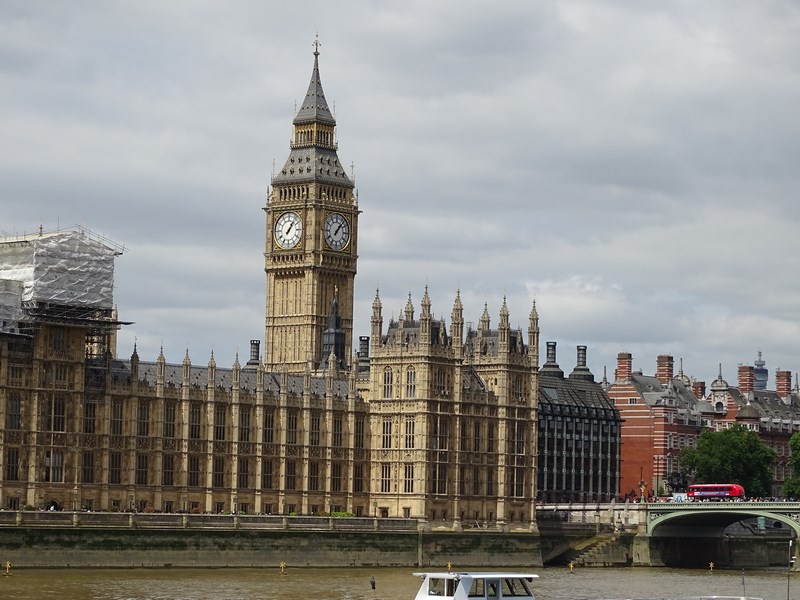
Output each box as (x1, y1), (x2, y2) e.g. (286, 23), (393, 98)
(0, 566), (796, 600)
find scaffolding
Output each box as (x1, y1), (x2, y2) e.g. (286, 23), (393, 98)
(0, 227), (130, 393)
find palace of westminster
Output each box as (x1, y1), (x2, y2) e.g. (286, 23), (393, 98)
(0, 47), (646, 523)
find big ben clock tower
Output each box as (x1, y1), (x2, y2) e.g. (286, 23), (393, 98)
(264, 41), (358, 373)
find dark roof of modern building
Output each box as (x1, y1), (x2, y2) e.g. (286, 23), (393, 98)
(539, 371), (620, 421)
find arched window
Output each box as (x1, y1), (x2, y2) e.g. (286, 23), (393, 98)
(512, 376), (525, 402)
(435, 369), (448, 397)
(406, 366), (416, 399)
(383, 367), (393, 398)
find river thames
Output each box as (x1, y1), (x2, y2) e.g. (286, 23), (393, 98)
(0, 566), (797, 600)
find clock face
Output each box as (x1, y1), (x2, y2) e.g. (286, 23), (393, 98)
(274, 212), (302, 249)
(324, 213), (350, 251)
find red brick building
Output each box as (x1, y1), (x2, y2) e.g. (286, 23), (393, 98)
(608, 352), (800, 499)
(607, 353), (710, 500)
(707, 365), (800, 496)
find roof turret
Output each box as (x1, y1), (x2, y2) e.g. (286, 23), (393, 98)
(710, 363), (729, 392)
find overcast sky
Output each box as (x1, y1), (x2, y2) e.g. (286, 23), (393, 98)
(3, 1), (800, 388)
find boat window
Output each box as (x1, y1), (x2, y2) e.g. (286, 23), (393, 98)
(501, 578), (533, 597)
(428, 578), (444, 595)
(487, 581), (499, 600)
(427, 578), (455, 596)
(468, 579), (486, 597)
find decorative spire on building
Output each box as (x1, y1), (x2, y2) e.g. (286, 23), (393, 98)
(319, 286), (346, 371)
(479, 302), (490, 331)
(182, 348), (191, 382)
(130, 340), (139, 373)
(421, 285), (431, 319)
(370, 288), (383, 350)
(450, 289), (464, 353)
(600, 365), (610, 391)
(498, 296), (510, 353)
(404, 292), (414, 322)
(232, 352), (241, 387)
(207, 351), (216, 388)
(528, 297), (540, 369)
(156, 344), (166, 381)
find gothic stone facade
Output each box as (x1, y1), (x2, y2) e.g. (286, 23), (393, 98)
(0, 48), (620, 521)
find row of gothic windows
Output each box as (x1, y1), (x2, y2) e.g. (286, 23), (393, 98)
(382, 366), (453, 399)
(13, 396), (365, 451)
(0, 447), (364, 493)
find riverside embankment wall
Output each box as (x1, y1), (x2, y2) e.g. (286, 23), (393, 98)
(0, 513), (543, 568)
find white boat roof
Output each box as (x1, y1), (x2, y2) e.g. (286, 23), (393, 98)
(413, 572), (539, 579)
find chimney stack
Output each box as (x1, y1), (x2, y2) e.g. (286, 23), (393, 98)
(540, 341), (564, 378)
(776, 369), (792, 398)
(569, 345), (595, 382)
(738, 365), (755, 393)
(692, 381), (706, 400)
(245, 339), (261, 368)
(358, 336), (370, 372)
(656, 355), (674, 384)
(616, 352), (632, 382)
(546, 341), (557, 364)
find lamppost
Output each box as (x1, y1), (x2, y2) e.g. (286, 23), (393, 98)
(655, 455), (661, 498)
(639, 466), (645, 502)
(788, 539), (795, 600)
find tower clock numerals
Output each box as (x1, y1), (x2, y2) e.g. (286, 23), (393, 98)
(275, 212), (303, 249)
(324, 213), (350, 251)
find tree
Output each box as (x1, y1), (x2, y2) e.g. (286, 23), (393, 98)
(679, 424), (776, 497)
(780, 432), (800, 498)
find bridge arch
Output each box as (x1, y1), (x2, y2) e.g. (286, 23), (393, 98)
(647, 503), (800, 541)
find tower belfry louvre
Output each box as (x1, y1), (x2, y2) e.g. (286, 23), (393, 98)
(265, 42), (358, 373)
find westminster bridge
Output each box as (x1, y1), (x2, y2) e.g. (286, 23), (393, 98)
(538, 500), (800, 568)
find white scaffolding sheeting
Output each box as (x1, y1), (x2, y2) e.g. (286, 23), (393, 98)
(0, 229), (118, 310)
(0, 279), (23, 329)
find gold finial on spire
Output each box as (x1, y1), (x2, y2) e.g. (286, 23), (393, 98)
(313, 32), (321, 55)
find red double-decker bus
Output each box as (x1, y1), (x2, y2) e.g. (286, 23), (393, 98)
(686, 483), (746, 501)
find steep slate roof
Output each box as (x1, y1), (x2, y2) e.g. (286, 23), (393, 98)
(463, 328), (525, 356)
(271, 49), (353, 189)
(628, 373), (714, 418)
(119, 359), (350, 398)
(726, 388), (800, 429)
(384, 318), (448, 346)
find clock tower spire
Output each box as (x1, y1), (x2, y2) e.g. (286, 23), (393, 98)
(264, 41), (358, 373)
